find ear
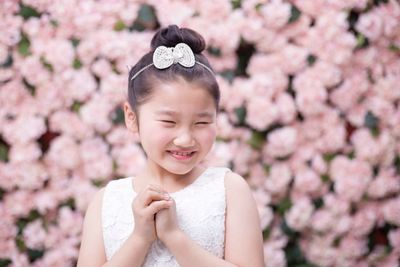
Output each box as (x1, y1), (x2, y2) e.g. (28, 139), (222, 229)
(123, 101), (138, 133)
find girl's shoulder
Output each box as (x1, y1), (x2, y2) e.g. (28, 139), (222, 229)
(223, 170), (251, 194)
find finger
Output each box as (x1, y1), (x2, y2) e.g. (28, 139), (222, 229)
(142, 190), (171, 207)
(145, 199), (171, 216)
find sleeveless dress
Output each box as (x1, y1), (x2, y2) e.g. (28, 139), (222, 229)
(101, 166), (231, 266)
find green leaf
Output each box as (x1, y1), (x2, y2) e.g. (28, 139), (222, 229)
(15, 236), (26, 251)
(1, 53), (13, 68)
(71, 101), (82, 113)
(207, 46), (221, 57)
(73, 58), (82, 69)
(248, 131), (265, 150)
(288, 4), (301, 23)
(40, 56), (53, 72)
(234, 106), (246, 125)
(0, 142), (9, 162)
(27, 248), (44, 262)
(364, 111), (380, 136)
(58, 197), (76, 210)
(356, 32), (369, 49)
(277, 198), (292, 216)
(71, 38), (80, 48)
(389, 43), (400, 53)
(320, 174), (330, 183)
(395, 156), (400, 175)
(231, 0), (242, 9)
(111, 106), (125, 124)
(130, 4), (158, 31)
(19, 4), (41, 20)
(91, 179), (105, 188)
(307, 54), (317, 66)
(262, 228), (271, 240)
(22, 78), (36, 96)
(322, 153), (335, 162)
(219, 70), (235, 83)
(0, 258), (12, 267)
(18, 33), (31, 56)
(114, 20), (126, 31)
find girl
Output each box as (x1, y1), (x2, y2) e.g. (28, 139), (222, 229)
(77, 25), (264, 267)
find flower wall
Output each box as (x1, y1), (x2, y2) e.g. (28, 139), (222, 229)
(0, 0), (400, 266)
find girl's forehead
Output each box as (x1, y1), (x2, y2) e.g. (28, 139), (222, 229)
(144, 80), (216, 110)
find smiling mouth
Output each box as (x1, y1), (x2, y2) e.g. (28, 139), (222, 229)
(167, 150), (196, 160)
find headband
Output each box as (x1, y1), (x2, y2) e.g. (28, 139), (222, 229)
(130, 43), (215, 81)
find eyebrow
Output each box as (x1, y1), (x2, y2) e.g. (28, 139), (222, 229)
(155, 110), (214, 118)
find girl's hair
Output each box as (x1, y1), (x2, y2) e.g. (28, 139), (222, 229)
(127, 25), (220, 115)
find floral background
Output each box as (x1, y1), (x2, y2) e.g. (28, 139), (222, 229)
(1, 0), (400, 266)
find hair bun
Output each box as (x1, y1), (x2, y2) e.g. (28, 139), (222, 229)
(150, 25), (206, 54)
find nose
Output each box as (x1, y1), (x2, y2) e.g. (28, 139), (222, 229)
(173, 129), (195, 147)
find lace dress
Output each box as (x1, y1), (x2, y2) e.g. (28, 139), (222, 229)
(101, 167), (230, 266)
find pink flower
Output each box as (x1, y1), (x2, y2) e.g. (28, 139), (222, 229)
(33, 189), (60, 214)
(310, 61), (342, 88)
(34, 38), (75, 72)
(58, 206), (83, 236)
(19, 55), (51, 87)
(45, 135), (81, 170)
(246, 97), (278, 131)
(79, 137), (113, 180)
(111, 142), (147, 177)
(293, 166), (324, 195)
(49, 110), (94, 140)
(351, 128), (395, 166)
(0, 204), (18, 241)
(2, 114), (46, 145)
(311, 153), (328, 174)
(3, 190), (35, 217)
(260, 0), (291, 30)
(106, 125), (139, 146)
(382, 197), (400, 226)
(330, 156), (372, 202)
(356, 11), (383, 41)
(367, 168), (400, 199)
(8, 142), (42, 163)
(265, 126), (298, 158)
(350, 208), (376, 237)
(80, 93), (115, 133)
(99, 72), (126, 103)
(231, 142), (259, 176)
(62, 68), (97, 102)
(338, 235), (368, 260)
(388, 229), (400, 254)
(23, 219), (46, 250)
(285, 197), (314, 231)
(91, 58), (113, 78)
(275, 92), (296, 124)
(263, 244), (287, 267)
(311, 209), (334, 232)
(264, 163), (292, 196)
(278, 44), (309, 75)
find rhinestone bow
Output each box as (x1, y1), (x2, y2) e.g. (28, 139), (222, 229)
(153, 43), (195, 69)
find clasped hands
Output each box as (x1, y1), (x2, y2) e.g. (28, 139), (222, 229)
(131, 184), (181, 245)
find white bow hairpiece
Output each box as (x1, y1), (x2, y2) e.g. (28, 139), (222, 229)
(130, 43), (214, 81)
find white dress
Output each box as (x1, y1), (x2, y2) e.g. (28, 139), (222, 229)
(101, 167), (230, 266)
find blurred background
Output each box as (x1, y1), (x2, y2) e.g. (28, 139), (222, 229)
(0, 0), (399, 266)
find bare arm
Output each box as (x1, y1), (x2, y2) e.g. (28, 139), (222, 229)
(162, 171), (265, 267)
(76, 188), (151, 267)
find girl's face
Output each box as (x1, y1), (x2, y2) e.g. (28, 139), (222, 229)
(125, 78), (217, 176)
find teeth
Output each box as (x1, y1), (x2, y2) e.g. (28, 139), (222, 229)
(170, 151), (192, 156)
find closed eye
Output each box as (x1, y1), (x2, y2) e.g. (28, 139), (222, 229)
(196, 122), (210, 125)
(160, 120), (176, 124)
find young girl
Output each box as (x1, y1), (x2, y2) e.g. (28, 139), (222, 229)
(77, 25), (264, 267)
